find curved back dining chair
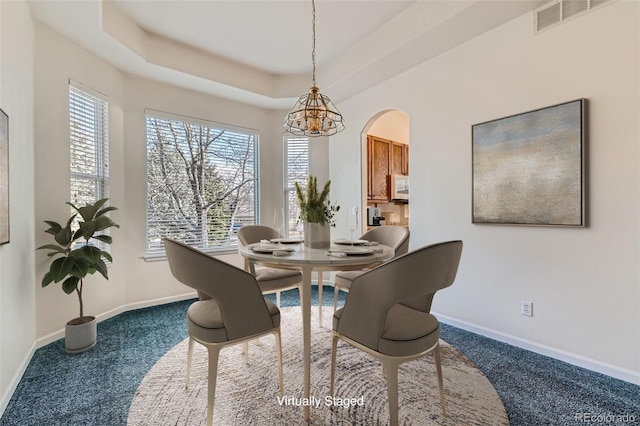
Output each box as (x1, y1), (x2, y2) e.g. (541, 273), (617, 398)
(333, 225), (410, 311)
(330, 240), (463, 426)
(163, 238), (284, 426)
(237, 225), (302, 307)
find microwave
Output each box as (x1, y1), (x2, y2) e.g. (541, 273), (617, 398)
(389, 174), (409, 201)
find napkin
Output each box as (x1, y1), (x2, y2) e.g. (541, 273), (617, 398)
(367, 241), (379, 246)
(272, 250), (292, 257)
(326, 251), (347, 258)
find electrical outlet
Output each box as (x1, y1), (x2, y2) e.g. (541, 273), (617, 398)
(521, 301), (533, 317)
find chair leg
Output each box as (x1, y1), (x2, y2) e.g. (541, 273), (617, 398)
(274, 329), (284, 398)
(433, 343), (446, 416)
(185, 337), (195, 388)
(332, 286), (339, 313)
(330, 335), (338, 397)
(206, 346), (221, 426)
(318, 272), (323, 327)
(383, 359), (401, 426)
(242, 342), (249, 364)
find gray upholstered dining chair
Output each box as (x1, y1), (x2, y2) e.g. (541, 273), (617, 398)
(163, 238), (284, 426)
(332, 225), (410, 312)
(237, 225), (302, 307)
(330, 241), (463, 426)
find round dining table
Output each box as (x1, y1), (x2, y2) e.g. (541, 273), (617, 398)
(239, 241), (393, 421)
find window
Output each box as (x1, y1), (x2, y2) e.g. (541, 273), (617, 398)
(69, 80), (109, 208)
(284, 135), (309, 237)
(146, 111), (259, 256)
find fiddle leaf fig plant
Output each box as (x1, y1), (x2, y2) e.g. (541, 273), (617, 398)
(37, 198), (119, 325)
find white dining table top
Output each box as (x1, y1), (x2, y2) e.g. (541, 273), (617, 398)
(238, 242), (394, 268)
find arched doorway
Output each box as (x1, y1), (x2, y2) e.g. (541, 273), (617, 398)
(360, 110), (410, 231)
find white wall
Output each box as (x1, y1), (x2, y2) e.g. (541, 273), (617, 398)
(32, 22), (308, 341)
(0, 0), (36, 414)
(330, 2), (639, 383)
(2, 1), (635, 415)
(368, 110), (410, 144)
(34, 23), (128, 339)
(121, 76), (287, 306)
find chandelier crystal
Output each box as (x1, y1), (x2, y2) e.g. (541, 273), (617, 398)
(283, 0), (345, 137)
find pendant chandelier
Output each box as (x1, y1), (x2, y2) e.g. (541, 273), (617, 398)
(283, 0), (345, 137)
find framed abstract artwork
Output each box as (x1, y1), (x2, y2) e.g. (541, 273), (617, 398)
(0, 108), (8, 243)
(472, 99), (586, 227)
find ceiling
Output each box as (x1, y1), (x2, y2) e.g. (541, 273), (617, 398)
(27, 0), (546, 109)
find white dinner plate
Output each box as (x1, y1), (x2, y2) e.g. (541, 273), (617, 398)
(251, 245), (295, 254)
(270, 238), (303, 244)
(329, 247), (374, 256)
(334, 239), (369, 246)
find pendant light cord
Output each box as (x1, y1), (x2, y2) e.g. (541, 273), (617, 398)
(311, 0), (316, 87)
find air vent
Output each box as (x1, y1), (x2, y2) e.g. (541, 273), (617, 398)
(562, 0), (588, 19)
(536, 2), (561, 31)
(534, 0), (612, 33)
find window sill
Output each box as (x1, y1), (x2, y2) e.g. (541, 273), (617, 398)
(141, 247), (238, 262)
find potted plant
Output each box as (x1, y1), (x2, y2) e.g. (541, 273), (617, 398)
(37, 198), (119, 354)
(294, 175), (339, 248)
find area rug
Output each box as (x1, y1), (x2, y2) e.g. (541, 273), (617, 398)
(128, 307), (509, 425)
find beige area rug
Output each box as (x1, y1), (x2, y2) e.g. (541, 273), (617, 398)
(128, 307), (509, 425)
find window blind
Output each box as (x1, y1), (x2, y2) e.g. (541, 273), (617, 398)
(69, 82), (109, 207)
(284, 136), (309, 237)
(145, 112), (259, 256)
(68, 81), (110, 252)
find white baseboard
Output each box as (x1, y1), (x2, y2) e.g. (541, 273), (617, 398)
(6, 295), (635, 422)
(434, 311), (640, 386)
(0, 342), (36, 419)
(3, 293), (198, 419)
(35, 292), (197, 348)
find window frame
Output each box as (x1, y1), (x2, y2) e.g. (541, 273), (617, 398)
(69, 79), (109, 207)
(283, 134), (309, 238)
(68, 79), (110, 251)
(144, 110), (260, 258)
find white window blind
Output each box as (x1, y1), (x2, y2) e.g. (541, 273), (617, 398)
(69, 81), (109, 207)
(284, 135), (309, 237)
(146, 111), (259, 256)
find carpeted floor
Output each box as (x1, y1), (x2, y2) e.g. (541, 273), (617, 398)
(1, 286), (639, 425)
(127, 306), (508, 425)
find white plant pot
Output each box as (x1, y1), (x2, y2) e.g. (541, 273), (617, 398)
(65, 316), (97, 354)
(304, 222), (330, 249)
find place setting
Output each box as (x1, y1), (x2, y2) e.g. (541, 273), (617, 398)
(249, 240), (300, 256)
(327, 240), (383, 258)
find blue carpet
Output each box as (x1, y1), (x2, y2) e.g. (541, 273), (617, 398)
(1, 286), (638, 425)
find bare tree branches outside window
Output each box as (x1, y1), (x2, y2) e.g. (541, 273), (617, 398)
(146, 114), (258, 255)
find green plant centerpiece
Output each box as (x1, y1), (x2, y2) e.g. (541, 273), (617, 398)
(37, 198), (119, 353)
(294, 176), (339, 248)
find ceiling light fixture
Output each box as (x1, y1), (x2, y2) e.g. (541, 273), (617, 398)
(283, 0), (345, 137)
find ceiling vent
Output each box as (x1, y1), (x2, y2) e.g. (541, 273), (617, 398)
(534, 0), (612, 33)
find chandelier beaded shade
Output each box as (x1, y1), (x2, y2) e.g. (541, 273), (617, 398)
(283, 0), (345, 137)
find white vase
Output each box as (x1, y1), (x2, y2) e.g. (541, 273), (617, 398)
(304, 222), (330, 249)
(65, 316), (97, 354)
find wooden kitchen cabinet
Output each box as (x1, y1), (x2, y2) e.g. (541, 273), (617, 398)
(391, 142), (408, 175)
(367, 135), (408, 202)
(367, 136), (390, 201)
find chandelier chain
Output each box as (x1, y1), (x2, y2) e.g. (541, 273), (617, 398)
(282, 0), (344, 136)
(311, 0), (316, 86)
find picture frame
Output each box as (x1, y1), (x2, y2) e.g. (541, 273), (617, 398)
(472, 99), (586, 227)
(0, 108), (8, 243)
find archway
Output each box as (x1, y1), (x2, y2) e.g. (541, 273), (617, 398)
(359, 110), (410, 231)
